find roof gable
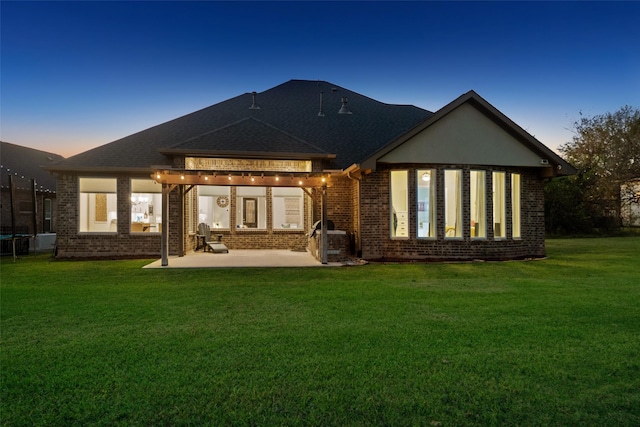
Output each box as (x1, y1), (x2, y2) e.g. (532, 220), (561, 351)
(379, 102), (545, 167)
(363, 91), (576, 176)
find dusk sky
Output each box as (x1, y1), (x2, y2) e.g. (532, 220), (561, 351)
(2, 1), (638, 158)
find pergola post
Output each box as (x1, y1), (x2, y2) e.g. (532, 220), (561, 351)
(321, 183), (328, 264)
(178, 185), (185, 257)
(161, 183), (173, 266)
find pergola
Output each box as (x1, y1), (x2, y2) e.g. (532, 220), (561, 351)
(151, 167), (335, 267)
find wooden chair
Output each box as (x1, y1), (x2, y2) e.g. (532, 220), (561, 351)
(197, 223), (212, 251)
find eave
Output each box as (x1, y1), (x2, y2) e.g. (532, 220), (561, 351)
(44, 166), (158, 175)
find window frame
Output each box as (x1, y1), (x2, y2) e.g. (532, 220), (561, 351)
(236, 186), (267, 230)
(130, 179), (162, 233)
(511, 173), (521, 239)
(492, 171), (506, 239)
(197, 185), (231, 230)
(272, 187), (304, 231)
(78, 177), (118, 234)
(444, 169), (463, 239)
(416, 169), (436, 239)
(390, 170), (409, 239)
(470, 170), (486, 239)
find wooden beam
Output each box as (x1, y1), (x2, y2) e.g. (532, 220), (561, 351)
(150, 173), (331, 188)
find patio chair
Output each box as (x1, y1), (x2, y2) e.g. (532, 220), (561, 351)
(197, 223), (228, 253)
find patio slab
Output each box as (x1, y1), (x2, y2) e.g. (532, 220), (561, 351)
(143, 249), (346, 268)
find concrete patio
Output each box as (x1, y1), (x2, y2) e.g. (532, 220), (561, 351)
(143, 249), (353, 268)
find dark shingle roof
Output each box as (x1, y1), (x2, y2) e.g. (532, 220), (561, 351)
(169, 117), (331, 157)
(0, 141), (64, 192)
(50, 80), (433, 171)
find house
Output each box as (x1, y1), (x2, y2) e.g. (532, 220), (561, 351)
(46, 80), (575, 264)
(1, 141), (63, 254)
(621, 178), (640, 227)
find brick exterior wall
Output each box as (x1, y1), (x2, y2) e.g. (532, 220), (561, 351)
(55, 173), (316, 259)
(359, 165), (546, 261)
(54, 166), (546, 262)
(55, 174), (175, 259)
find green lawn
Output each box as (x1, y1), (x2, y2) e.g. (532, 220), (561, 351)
(2, 238), (639, 426)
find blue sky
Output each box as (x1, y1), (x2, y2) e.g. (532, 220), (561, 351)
(2, 1), (638, 158)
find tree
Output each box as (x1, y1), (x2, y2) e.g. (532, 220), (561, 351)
(559, 105), (640, 229)
(544, 175), (593, 234)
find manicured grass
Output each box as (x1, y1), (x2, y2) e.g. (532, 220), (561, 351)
(2, 238), (639, 426)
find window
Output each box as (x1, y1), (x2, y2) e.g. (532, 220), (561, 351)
(416, 169), (436, 238)
(236, 187), (266, 229)
(390, 171), (408, 238)
(273, 187), (304, 230)
(493, 172), (506, 238)
(44, 198), (52, 233)
(79, 177), (117, 232)
(130, 179), (162, 232)
(470, 171), (486, 238)
(511, 173), (521, 238)
(198, 186), (230, 229)
(444, 170), (462, 238)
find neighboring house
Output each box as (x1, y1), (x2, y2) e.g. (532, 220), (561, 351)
(46, 80), (575, 263)
(621, 178), (640, 227)
(1, 141), (63, 254)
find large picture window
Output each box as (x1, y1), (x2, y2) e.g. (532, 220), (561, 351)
(390, 171), (408, 238)
(236, 187), (266, 229)
(444, 170), (462, 238)
(131, 179), (162, 232)
(198, 186), (230, 229)
(511, 173), (521, 238)
(273, 187), (304, 230)
(493, 172), (506, 238)
(79, 177), (117, 232)
(470, 171), (486, 238)
(416, 169), (436, 238)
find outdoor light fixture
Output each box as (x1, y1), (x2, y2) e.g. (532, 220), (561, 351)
(204, 176), (208, 181)
(181, 175), (185, 180)
(275, 175), (279, 181)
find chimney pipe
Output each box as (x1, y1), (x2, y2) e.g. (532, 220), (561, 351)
(249, 91), (260, 110)
(318, 91), (325, 117)
(338, 97), (352, 114)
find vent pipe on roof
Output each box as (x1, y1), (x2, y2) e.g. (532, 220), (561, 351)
(249, 91), (260, 110)
(318, 91), (325, 117)
(338, 97), (352, 114)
